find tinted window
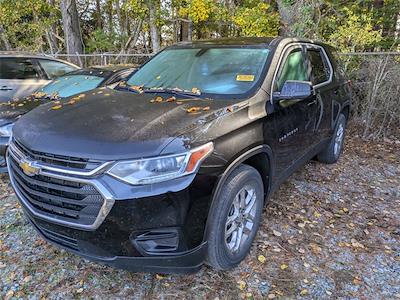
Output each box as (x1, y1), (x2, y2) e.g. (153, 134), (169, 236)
(275, 49), (308, 91)
(127, 48), (269, 96)
(307, 49), (330, 85)
(38, 59), (77, 79)
(0, 58), (40, 79)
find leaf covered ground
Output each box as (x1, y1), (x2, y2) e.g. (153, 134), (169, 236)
(0, 129), (399, 299)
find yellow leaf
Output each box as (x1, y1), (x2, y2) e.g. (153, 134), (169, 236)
(280, 264), (288, 270)
(51, 105), (62, 110)
(238, 280), (246, 291)
(257, 255), (266, 264)
(156, 274), (166, 279)
(300, 289), (308, 296)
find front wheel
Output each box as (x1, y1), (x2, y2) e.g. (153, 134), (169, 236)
(317, 113), (347, 164)
(206, 164), (264, 270)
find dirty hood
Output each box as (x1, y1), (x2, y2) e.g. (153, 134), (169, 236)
(13, 88), (233, 160)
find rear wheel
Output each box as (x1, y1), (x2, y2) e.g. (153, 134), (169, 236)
(317, 113), (347, 164)
(206, 164), (264, 270)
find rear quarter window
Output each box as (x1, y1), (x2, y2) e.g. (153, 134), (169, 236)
(307, 49), (330, 85)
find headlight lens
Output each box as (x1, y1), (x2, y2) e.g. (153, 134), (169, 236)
(0, 123), (14, 137)
(107, 142), (213, 185)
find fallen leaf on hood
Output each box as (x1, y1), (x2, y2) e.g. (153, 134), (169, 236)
(155, 96), (163, 103)
(191, 87), (201, 94)
(66, 99), (76, 105)
(166, 96), (176, 102)
(187, 107), (202, 113)
(51, 105), (62, 110)
(203, 106), (210, 111)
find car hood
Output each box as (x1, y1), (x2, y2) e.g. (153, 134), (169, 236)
(13, 88), (236, 160)
(0, 98), (44, 126)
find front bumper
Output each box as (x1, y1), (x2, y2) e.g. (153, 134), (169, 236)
(7, 143), (217, 273)
(28, 214), (207, 274)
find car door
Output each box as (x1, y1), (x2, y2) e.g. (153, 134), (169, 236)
(0, 57), (48, 102)
(304, 45), (334, 145)
(267, 45), (319, 177)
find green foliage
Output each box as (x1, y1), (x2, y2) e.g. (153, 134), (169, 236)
(325, 8), (383, 52)
(86, 29), (119, 53)
(233, 1), (280, 37)
(0, 0), (58, 51)
(0, 0), (398, 53)
(178, 0), (217, 24)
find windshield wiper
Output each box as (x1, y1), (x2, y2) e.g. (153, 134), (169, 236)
(115, 81), (143, 94)
(143, 88), (201, 98)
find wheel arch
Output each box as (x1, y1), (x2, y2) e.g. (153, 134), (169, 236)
(203, 144), (274, 242)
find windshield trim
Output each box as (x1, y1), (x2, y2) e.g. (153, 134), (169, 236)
(125, 45), (272, 100)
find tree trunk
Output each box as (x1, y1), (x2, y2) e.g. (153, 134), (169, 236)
(146, 0), (160, 53)
(95, 0), (103, 30)
(47, 0), (59, 53)
(107, 0), (114, 33)
(60, 0), (83, 61)
(0, 25), (11, 50)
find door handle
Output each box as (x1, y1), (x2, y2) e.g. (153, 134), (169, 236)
(0, 86), (12, 91)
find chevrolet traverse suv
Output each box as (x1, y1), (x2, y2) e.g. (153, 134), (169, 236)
(8, 38), (351, 274)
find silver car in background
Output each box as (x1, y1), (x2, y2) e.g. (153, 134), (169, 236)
(0, 52), (79, 102)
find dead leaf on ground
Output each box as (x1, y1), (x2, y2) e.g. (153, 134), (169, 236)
(51, 105), (62, 110)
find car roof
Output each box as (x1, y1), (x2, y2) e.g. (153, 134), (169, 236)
(0, 52), (80, 68)
(171, 37), (332, 51)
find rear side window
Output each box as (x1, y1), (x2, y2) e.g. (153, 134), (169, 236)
(275, 49), (308, 91)
(307, 49), (330, 85)
(38, 59), (77, 79)
(0, 58), (40, 79)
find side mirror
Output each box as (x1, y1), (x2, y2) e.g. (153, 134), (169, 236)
(273, 80), (313, 107)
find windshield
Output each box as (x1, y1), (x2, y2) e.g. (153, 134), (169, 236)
(40, 73), (106, 98)
(127, 47), (269, 97)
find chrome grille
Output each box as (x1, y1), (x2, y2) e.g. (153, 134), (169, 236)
(13, 139), (103, 171)
(9, 155), (104, 226)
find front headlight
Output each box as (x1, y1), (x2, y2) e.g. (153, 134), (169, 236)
(0, 123), (14, 137)
(107, 142), (214, 185)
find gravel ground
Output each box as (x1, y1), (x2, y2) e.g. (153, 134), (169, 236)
(0, 131), (399, 299)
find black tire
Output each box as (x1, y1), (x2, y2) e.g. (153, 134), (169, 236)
(206, 164), (264, 270)
(317, 113), (347, 164)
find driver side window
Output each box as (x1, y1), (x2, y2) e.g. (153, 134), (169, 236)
(275, 48), (308, 92)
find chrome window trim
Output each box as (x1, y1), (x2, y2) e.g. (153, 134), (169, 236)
(7, 145), (115, 231)
(270, 42), (334, 103)
(9, 142), (114, 177)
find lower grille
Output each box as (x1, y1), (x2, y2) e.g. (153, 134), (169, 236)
(37, 225), (79, 251)
(9, 155), (105, 227)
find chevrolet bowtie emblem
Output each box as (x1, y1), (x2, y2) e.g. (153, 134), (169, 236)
(19, 159), (40, 176)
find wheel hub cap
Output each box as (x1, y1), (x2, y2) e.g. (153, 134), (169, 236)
(225, 185), (257, 253)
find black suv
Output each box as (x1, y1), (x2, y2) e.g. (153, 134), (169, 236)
(8, 38), (351, 274)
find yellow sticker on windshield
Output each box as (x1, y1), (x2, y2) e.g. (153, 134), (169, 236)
(236, 74), (255, 82)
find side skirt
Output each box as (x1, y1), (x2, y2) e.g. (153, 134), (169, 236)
(268, 138), (330, 197)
